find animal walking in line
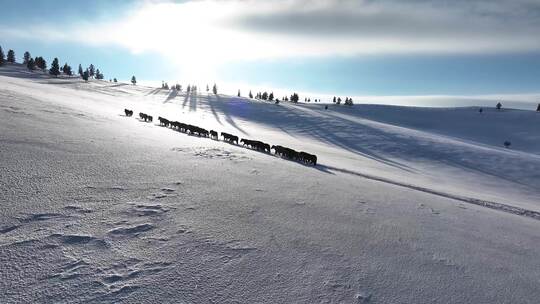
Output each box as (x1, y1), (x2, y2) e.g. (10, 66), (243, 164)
(138, 112), (152, 122)
(272, 145), (317, 166)
(123, 109), (317, 166)
(221, 132), (239, 144)
(158, 116), (170, 127)
(299, 151), (317, 165)
(241, 139), (270, 153)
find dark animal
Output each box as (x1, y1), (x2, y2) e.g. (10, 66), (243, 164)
(271, 145), (287, 157)
(138, 112), (152, 122)
(124, 109), (133, 117)
(158, 116), (170, 127)
(198, 128), (209, 137)
(221, 132), (239, 144)
(210, 130), (218, 139)
(299, 151), (317, 165)
(241, 139), (270, 153)
(272, 145), (316, 164)
(185, 125), (208, 137)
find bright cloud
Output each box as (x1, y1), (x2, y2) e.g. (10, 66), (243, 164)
(2, 0), (540, 79)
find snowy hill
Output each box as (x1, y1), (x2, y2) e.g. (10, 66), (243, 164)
(1, 63), (540, 303)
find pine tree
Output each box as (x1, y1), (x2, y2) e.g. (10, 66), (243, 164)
(249, 90), (253, 98)
(206, 85), (209, 92)
(262, 92), (268, 100)
(35, 57), (46, 70)
(23, 51), (31, 64)
(290, 93), (299, 103)
(237, 89), (241, 97)
(95, 69), (104, 80)
(114, 78), (118, 83)
(78, 64), (83, 77)
(27, 58), (35, 70)
(131, 75), (137, 85)
(88, 64), (95, 78)
(49, 58), (60, 77)
(269, 92), (274, 101)
(333, 96), (336, 103)
(537, 104), (540, 112)
(496, 102), (502, 110)
(212, 83), (217, 94)
(7, 49), (15, 63)
(0, 46), (4, 65)
(63, 63), (72, 76)
(83, 69), (89, 82)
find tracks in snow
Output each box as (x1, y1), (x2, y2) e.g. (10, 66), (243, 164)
(322, 164), (540, 221)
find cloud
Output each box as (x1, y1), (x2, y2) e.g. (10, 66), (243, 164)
(2, 0), (540, 77)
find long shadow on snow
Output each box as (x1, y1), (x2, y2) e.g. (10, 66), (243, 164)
(145, 87), (162, 96)
(197, 99), (540, 188)
(203, 93), (223, 126)
(164, 89), (178, 103)
(189, 92), (197, 112)
(214, 95), (248, 135)
(182, 92), (190, 109)
(203, 98), (411, 170)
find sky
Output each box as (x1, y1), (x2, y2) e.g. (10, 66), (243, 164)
(1, 0), (540, 99)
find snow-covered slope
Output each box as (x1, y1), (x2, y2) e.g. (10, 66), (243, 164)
(1, 64), (540, 303)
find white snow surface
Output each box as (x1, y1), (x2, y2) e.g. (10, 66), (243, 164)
(1, 64), (540, 303)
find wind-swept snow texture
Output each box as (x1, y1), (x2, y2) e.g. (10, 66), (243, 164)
(1, 64), (540, 303)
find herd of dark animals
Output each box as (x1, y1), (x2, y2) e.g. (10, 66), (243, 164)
(124, 108), (317, 166)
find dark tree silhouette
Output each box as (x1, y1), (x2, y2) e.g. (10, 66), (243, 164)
(249, 90), (253, 98)
(63, 63), (72, 76)
(333, 96), (336, 103)
(23, 51), (31, 64)
(496, 102), (502, 110)
(49, 58), (60, 77)
(95, 69), (104, 80)
(7, 49), (15, 63)
(262, 92), (268, 100)
(131, 75), (137, 85)
(0, 46), (4, 65)
(238, 89), (241, 97)
(35, 57), (46, 70)
(206, 84), (209, 92)
(27, 58), (35, 70)
(269, 92), (274, 101)
(290, 93), (299, 103)
(78, 64), (83, 77)
(212, 83), (217, 94)
(88, 64), (95, 78)
(537, 104), (540, 112)
(114, 78), (118, 83)
(83, 69), (89, 82)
